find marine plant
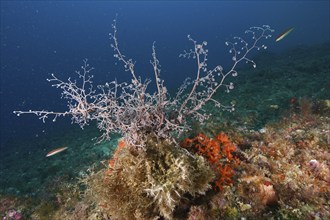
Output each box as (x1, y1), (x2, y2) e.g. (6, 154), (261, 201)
(86, 136), (214, 219)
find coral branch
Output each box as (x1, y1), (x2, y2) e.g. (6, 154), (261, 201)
(178, 25), (274, 122)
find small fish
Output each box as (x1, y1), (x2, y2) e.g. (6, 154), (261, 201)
(275, 27), (294, 42)
(46, 147), (68, 157)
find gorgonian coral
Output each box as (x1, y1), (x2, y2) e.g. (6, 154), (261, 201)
(14, 20), (273, 149)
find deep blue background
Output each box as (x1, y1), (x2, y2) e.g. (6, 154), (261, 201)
(1, 1), (329, 147)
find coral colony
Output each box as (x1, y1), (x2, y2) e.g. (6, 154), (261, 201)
(13, 21), (274, 218)
(13, 20), (273, 148)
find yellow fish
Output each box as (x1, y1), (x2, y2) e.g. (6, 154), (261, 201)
(46, 147), (68, 157)
(275, 27), (294, 42)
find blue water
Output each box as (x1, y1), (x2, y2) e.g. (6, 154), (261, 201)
(1, 1), (329, 147)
